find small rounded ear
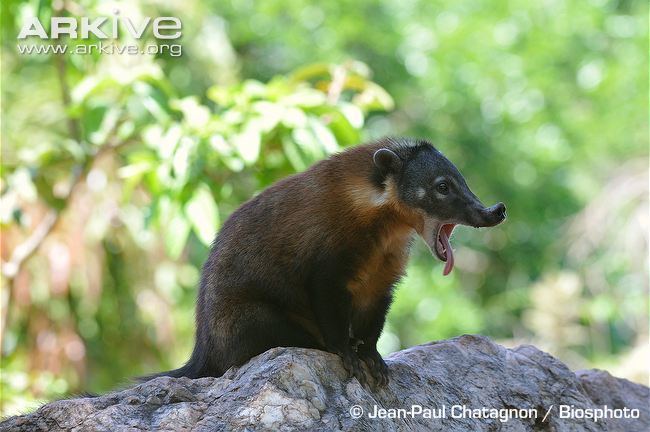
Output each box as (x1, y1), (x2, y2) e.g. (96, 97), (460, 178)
(373, 148), (402, 176)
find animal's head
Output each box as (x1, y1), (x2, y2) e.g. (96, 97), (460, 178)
(372, 138), (506, 275)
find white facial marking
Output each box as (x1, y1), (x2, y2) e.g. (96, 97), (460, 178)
(416, 187), (426, 199)
(347, 178), (395, 208)
(371, 190), (389, 206)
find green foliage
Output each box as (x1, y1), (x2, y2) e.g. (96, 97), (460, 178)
(1, 0), (647, 416)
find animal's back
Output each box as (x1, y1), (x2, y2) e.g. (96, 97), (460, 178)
(206, 159), (336, 300)
(189, 154), (367, 378)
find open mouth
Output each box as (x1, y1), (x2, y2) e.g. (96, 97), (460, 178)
(417, 202), (505, 276)
(434, 223), (456, 276)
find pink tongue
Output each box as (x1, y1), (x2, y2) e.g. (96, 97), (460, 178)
(439, 229), (454, 276)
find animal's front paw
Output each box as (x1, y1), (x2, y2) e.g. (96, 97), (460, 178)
(358, 347), (389, 387)
(339, 349), (367, 385)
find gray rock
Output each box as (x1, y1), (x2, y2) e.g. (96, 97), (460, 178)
(2, 335), (648, 431)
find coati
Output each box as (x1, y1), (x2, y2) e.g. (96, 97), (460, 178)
(148, 137), (506, 386)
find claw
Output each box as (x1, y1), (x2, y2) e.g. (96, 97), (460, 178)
(340, 349), (366, 385)
(358, 348), (389, 387)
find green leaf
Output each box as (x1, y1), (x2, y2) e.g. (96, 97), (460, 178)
(251, 102), (283, 132)
(232, 126), (261, 165)
(184, 184), (219, 246)
(288, 63), (331, 82)
(292, 126), (324, 163)
(207, 85), (235, 106)
(172, 137), (194, 184)
(338, 102), (364, 129)
(133, 82), (170, 123)
(171, 97), (211, 129)
(327, 110), (360, 146)
(280, 88), (327, 107)
(164, 202), (191, 259)
(353, 82), (395, 111)
(282, 136), (307, 171)
(308, 118), (338, 153)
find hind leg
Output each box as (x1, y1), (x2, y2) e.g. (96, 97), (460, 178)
(215, 303), (322, 371)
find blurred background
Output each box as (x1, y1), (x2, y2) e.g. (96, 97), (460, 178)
(1, 0), (647, 416)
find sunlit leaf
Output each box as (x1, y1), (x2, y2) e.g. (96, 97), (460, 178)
(172, 137), (194, 183)
(207, 85), (235, 106)
(353, 82), (395, 111)
(133, 82), (170, 123)
(251, 102), (283, 132)
(231, 127), (261, 165)
(171, 97), (211, 129)
(117, 161), (153, 179)
(164, 203), (191, 259)
(281, 107), (308, 129)
(289, 63), (331, 82)
(241, 80), (267, 99)
(89, 107), (121, 145)
(338, 103), (364, 129)
(327, 110), (360, 146)
(292, 127), (323, 162)
(184, 184), (219, 246)
(308, 118), (338, 153)
(281, 88), (327, 107)
(282, 136), (307, 171)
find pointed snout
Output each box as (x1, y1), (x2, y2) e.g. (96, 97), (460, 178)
(472, 202), (506, 228)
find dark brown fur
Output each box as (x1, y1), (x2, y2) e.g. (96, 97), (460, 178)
(144, 137), (506, 386)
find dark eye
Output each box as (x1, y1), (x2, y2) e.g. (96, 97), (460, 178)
(436, 182), (449, 195)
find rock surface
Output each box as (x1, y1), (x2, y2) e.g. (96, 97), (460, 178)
(2, 335), (648, 431)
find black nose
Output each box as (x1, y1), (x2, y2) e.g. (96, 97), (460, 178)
(494, 202), (506, 221)
(472, 202), (507, 228)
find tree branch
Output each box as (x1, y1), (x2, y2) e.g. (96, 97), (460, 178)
(2, 211), (58, 279)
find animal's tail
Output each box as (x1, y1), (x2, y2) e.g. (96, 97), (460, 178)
(137, 363), (194, 382)
(137, 342), (216, 382)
